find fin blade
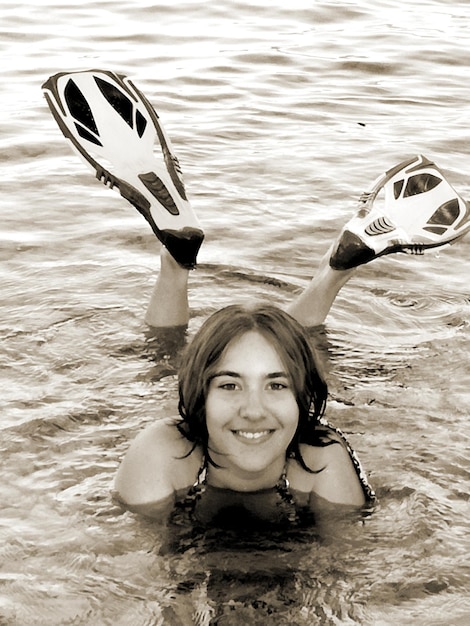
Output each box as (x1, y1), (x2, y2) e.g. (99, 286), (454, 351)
(42, 69), (204, 267)
(330, 155), (470, 269)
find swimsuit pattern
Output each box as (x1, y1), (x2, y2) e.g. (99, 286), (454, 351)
(317, 417), (376, 503)
(171, 420), (375, 528)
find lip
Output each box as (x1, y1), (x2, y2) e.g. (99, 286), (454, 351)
(231, 429), (275, 444)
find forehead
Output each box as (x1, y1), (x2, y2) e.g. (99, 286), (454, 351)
(217, 330), (286, 371)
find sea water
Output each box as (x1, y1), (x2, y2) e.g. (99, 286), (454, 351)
(1, 0), (469, 624)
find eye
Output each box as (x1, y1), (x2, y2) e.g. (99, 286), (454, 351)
(209, 377), (241, 391)
(268, 381), (289, 391)
(218, 382), (238, 391)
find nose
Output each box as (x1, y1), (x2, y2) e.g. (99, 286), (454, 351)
(239, 388), (266, 421)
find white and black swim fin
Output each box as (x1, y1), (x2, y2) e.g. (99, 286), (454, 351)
(42, 69), (204, 269)
(330, 155), (470, 270)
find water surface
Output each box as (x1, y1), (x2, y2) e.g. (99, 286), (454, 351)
(1, 1), (469, 624)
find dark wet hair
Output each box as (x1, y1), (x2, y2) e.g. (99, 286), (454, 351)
(177, 303), (328, 471)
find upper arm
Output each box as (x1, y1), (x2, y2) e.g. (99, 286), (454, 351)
(114, 420), (180, 507)
(304, 441), (367, 506)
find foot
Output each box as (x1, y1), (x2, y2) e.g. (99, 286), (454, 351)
(330, 155), (470, 270)
(42, 70), (204, 269)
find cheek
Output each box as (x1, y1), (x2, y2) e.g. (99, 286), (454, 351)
(204, 390), (228, 432)
(289, 407), (301, 432)
(277, 396), (300, 430)
(285, 393), (301, 419)
(283, 405), (300, 447)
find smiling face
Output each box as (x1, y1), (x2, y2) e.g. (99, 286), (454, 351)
(205, 330), (300, 491)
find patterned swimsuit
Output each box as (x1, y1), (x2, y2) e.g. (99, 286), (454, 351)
(171, 419), (376, 528)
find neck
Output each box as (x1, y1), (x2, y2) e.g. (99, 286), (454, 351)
(206, 455), (287, 492)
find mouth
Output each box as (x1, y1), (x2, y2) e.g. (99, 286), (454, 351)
(231, 429), (275, 442)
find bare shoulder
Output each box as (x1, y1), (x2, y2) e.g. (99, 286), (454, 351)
(296, 438), (367, 506)
(114, 418), (200, 507)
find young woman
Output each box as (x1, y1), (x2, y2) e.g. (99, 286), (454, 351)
(112, 164), (470, 527)
(42, 71), (469, 526)
(113, 242), (374, 525)
(113, 166), (469, 524)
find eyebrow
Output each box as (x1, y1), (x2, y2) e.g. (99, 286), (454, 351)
(208, 370), (289, 381)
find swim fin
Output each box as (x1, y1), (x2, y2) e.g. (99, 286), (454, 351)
(330, 155), (470, 270)
(42, 70), (204, 269)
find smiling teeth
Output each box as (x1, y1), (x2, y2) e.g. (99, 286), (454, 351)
(236, 430), (271, 439)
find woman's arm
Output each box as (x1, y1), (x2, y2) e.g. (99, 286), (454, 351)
(315, 443), (367, 505)
(114, 420), (185, 507)
(300, 438), (368, 506)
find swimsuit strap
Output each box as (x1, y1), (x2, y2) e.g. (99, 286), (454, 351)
(179, 454), (298, 518)
(318, 417), (376, 503)
(275, 464), (295, 504)
(195, 454), (208, 487)
(275, 464), (298, 523)
(178, 454), (208, 511)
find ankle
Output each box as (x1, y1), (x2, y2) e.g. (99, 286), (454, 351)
(160, 247), (190, 281)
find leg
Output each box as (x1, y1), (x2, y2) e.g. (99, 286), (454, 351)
(145, 247), (190, 328)
(287, 154), (470, 327)
(286, 244), (356, 327)
(145, 242), (353, 329)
